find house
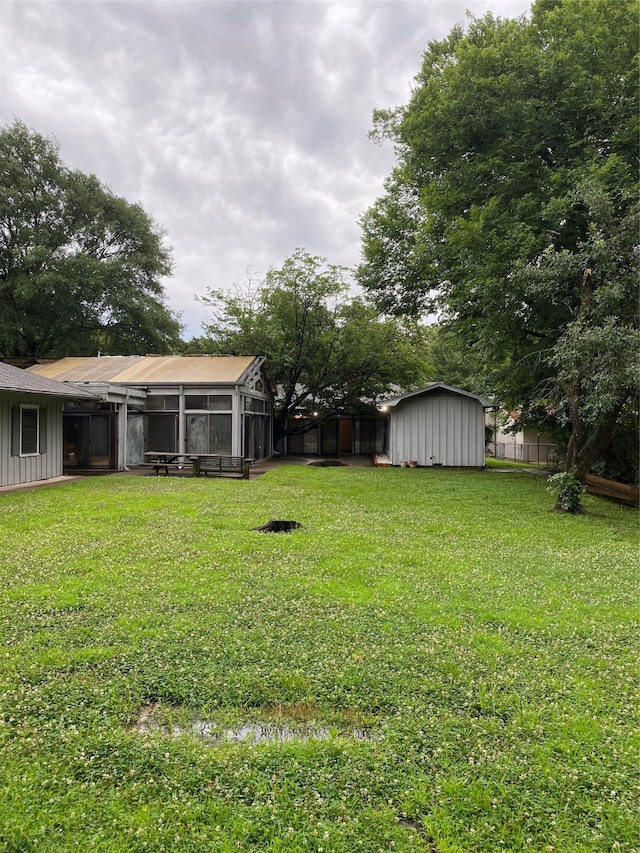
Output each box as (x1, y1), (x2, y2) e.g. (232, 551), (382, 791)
(0, 361), (97, 488)
(486, 409), (560, 465)
(27, 355), (274, 471)
(276, 408), (388, 456)
(380, 383), (494, 467)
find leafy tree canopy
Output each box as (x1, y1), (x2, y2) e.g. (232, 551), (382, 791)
(197, 248), (429, 443)
(421, 324), (487, 393)
(0, 120), (182, 357)
(358, 0), (639, 486)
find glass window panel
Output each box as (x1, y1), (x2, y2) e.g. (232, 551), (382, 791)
(287, 432), (304, 454)
(127, 413), (144, 465)
(209, 414), (232, 454)
(64, 416), (80, 466)
(303, 427), (318, 454)
(21, 407), (39, 455)
(146, 395), (179, 411)
(209, 395), (232, 411)
(64, 415), (91, 466)
(244, 414), (269, 459)
(90, 415), (110, 460)
(147, 414), (177, 451)
(209, 415), (231, 456)
(352, 418), (387, 454)
(185, 395), (208, 410)
(321, 419), (338, 454)
(186, 414), (209, 453)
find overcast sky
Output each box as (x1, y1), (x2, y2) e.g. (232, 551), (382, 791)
(1, 0), (531, 339)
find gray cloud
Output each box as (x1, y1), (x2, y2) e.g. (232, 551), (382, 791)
(0, 0), (531, 338)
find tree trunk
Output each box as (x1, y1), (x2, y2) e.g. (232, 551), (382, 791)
(574, 401), (626, 481)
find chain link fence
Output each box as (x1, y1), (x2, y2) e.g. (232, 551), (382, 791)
(491, 442), (560, 466)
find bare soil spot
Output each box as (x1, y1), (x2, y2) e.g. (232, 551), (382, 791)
(251, 519), (303, 533)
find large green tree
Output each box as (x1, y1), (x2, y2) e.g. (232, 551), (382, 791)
(0, 120), (182, 357)
(197, 248), (428, 443)
(358, 0), (639, 487)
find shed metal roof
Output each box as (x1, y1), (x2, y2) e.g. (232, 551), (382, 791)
(381, 382), (495, 409)
(28, 355), (261, 385)
(0, 361), (98, 400)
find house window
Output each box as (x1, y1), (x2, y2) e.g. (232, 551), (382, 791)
(145, 395), (179, 411)
(11, 405), (47, 456)
(186, 414), (232, 454)
(185, 395), (208, 410)
(209, 395), (232, 412)
(145, 414), (178, 452)
(185, 395), (232, 411)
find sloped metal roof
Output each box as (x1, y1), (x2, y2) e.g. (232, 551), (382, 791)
(28, 356), (145, 382)
(114, 355), (258, 383)
(381, 382), (495, 409)
(0, 361), (97, 399)
(28, 355), (260, 385)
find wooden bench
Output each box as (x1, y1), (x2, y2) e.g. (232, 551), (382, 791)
(198, 456), (253, 479)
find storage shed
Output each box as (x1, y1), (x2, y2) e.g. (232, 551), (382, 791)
(0, 361), (97, 488)
(381, 383), (494, 468)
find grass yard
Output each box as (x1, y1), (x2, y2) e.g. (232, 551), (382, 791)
(484, 458), (547, 470)
(0, 466), (637, 852)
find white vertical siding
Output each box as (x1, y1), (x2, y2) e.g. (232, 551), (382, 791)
(389, 394), (485, 467)
(0, 395), (64, 487)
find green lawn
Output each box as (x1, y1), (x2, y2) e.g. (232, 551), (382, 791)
(0, 467), (637, 852)
(484, 458), (548, 470)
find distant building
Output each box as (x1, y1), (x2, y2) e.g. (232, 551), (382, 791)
(486, 409), (560, 465)
(0, 361), (96, 487)
(27, 355), (274, 471)
(276, 408), (387, 457)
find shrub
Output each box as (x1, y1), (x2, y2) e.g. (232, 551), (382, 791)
(547, 468), (585, 513)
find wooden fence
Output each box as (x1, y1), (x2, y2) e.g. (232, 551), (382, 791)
(585, 474), (639, 507)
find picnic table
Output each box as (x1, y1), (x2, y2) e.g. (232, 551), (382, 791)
(142, 452), (253, 478)
(141, 451), (189, 476)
